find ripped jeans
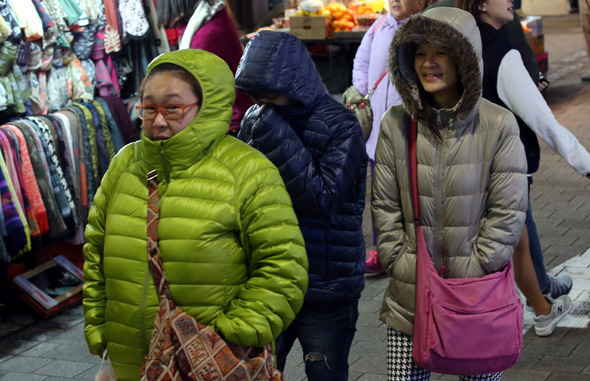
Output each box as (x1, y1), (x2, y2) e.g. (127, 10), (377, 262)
(275, 298), (359, 381)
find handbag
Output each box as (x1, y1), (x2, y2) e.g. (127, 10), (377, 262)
(139, 169), (283, 381)
(343, 69), (387, 141)
(406, 117), (523, 376)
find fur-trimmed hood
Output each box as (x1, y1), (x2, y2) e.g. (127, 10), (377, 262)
(389, 7), (482, 126)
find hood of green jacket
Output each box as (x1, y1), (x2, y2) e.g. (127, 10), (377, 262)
(141, 49), (235, 176)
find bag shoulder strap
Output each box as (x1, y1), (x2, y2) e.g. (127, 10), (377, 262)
(365, 15), (389, 99)
(406, 115), (420, 222)
(373, 14), (388, 38)
(147, 169), (159, 254)
(366, 70), (388, 99)
(146, 169), (173, 302)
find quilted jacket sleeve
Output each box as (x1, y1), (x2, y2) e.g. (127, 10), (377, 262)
(213, 151), (308, 347)
(352, 21), (377, 96)
(469, 111), (528, 275)
(239, 103), (366, 219)
(82, 145), (133, 356)
(371, 111), (407, 273)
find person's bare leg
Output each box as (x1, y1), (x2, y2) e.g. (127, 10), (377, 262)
(513, 226), (551, 317)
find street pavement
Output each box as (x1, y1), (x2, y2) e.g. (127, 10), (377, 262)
(1, 13), (590, 381)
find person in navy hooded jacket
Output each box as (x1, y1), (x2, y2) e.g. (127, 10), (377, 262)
(235, 30), (368, 381)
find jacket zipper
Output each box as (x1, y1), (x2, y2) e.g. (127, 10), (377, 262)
(433, 117), (444, 272)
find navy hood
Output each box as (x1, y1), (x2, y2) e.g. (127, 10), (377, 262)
(235, 31), (327, 108)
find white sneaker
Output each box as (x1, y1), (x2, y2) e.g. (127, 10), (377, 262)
(533, 294), (573, 337)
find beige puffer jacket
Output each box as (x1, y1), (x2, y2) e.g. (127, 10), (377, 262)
(371, 8), (528, 336)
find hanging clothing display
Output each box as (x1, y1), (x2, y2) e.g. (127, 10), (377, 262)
(0, 0), (170, 267)
(0, 95), (132, 258)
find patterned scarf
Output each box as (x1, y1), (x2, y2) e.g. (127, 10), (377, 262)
(12, 120), (69, 242)
(45, 115), (78, 227)
(0, 149), (29, 256)
(78, 101), (109, 177)
(58, 108), (87, 216)
(66, 105), (94, 208)
(0, 129), (39, 237)
(72, 103), (99, 194)
(0, 131), (23, 211)
(95, 97), (125, 151)
(26, 116), (75, 233)
(2, 124), (48, 234)
(90, 99), (116, 159)
(51, 111), (83, 244)
(102, 0), (122, 53)
(100, 95), (134, 144)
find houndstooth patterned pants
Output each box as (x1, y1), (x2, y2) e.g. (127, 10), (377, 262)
(387, 328), (502, 381)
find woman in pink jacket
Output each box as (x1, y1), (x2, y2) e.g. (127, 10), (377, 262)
(349, 0), (435, 273)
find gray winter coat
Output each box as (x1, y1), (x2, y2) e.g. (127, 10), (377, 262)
(372, 8), (528, 336)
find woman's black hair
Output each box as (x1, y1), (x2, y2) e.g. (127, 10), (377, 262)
(157, 0), (217, 28)
(139, 63), (203, 105)
(455, 0), (485, 23)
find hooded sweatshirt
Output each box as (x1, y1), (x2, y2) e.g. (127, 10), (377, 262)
(83, 49), (308, 381)
(235, 31), (368, 304)
(372, 8), (527, 336)
(478, 23), (590, 177)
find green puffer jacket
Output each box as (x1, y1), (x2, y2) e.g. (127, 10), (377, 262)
(82, 49), (309, 381)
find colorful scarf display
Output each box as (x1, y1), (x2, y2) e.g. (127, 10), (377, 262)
(2, 125), (48, 234)
(0, 129), (40, 237)
(26, 116), (74, 231)
(0, 96), (124, 254)
(0, 149), (30, 256)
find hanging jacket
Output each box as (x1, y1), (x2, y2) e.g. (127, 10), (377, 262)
(372, 8), (528, 336)
(235, 31), (368, 304)
(82, 49), (308, 381)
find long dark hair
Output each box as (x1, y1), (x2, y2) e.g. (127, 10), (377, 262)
(455, 0), (485, 23)
(139, 63), (203, 105)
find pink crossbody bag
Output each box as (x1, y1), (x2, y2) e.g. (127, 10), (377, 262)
(406, 116), (523, 375)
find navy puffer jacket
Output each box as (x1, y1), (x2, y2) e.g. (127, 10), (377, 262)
(236, 31), (368, 303)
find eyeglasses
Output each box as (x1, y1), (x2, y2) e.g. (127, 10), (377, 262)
(136, 103), (199, 121)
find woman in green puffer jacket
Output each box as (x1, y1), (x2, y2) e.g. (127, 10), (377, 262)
(82, 49), (308, 381)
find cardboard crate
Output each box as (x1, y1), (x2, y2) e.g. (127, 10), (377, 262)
(521, 0), (569, 15)
(11, 254), (83, 318)
(289, 16), (329, 40)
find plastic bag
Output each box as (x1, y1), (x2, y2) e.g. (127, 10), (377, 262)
(94, 349), (117, 381)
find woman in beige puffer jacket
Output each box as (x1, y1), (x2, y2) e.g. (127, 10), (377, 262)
(371, 7), (528, 380)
